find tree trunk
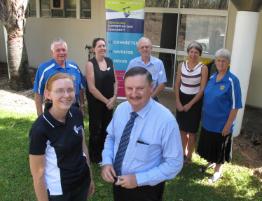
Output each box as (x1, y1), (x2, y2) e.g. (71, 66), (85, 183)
(5, 25), (32, 90)
(0, 0), (32, 90)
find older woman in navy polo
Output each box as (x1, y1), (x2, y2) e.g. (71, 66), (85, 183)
(197, 48), (242, 183)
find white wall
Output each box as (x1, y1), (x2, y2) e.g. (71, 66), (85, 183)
(25, 0), (106, 72)
(0, 25), (7, 62)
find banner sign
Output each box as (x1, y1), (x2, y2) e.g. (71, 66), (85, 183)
(106, 0), (145, 97)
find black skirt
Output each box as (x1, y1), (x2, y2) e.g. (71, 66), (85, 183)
(197, 127), (232, 164)
(176, 90), (202, 133)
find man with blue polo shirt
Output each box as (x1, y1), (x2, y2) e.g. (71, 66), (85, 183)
(101, 67), (183, 201)
(126, 37), (167, 100)
(33, 38), (85, 116)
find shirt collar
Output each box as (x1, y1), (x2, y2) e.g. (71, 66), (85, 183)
(43, 107), (73, 128)
(214, 70), (230, 83)
(139, 56), (153, 65)
(52, 58), (68, 69)
(129, 98), (153, 119)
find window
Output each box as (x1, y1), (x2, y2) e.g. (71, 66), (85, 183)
(144, 13), (177, 49)
(145, 1), (228, 88)
(27, 0), (37, 17)
(146, 0), (178, 8)
(39, 0), (91, 18)
(180, 0), (228, 10)
(80, 0), (91, 19)
(64, 0), (76, 18)
(178, 15), (226, 54)
(51, 0), (63, 9)
(144, 13), (178, 87)
(41, 0), (51, 17)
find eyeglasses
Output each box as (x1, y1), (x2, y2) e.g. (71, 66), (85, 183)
(53, 88), (75, 96)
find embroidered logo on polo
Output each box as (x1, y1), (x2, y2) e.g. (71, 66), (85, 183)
(220, 85), (225, 90)
(73, 125), (83, 135)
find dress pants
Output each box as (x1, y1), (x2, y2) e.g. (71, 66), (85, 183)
(113, 182), (165, 201)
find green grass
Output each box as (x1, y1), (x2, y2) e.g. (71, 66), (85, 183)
(0, 108), (261, 201)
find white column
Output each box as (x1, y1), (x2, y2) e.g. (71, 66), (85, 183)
(230, 11), (259, 137)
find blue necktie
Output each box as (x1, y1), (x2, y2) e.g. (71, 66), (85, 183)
(114, 112), (138, 176)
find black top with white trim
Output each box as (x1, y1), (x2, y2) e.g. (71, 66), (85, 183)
(29, 106), (89, 196)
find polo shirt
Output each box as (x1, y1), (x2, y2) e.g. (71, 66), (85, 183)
(33, 59), (84, 102)
(29, 106), (89, 195)
(127, 56), (167, 90)
(202, 71), (242, 133)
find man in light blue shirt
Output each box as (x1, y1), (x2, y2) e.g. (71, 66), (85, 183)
(101, 67), (183, 201)
(126, 37), (167, 100)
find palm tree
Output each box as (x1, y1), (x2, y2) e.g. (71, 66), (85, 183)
(0, 0), (32, 90)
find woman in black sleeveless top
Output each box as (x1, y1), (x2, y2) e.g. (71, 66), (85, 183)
(85, 38), (118, 163)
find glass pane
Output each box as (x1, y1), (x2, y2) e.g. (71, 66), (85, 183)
(80, 0), (91, 19)
(144, 13), (177, 49)
(64, 0), (76, 18)
(152, 52), (175, 88)
(51, 9), (64, 17)
(41, 0), (51, 17)
(178, 15), (226, 55)
(180, 0), (228, 10)
(144, 13), (163, 47)
(28, 0), (36, 17)
(146, 0), (178, 8)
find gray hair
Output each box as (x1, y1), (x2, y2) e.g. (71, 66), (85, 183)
(215, 48), (231, 62)
(137, 37), (152, 48)
(187, 41), (203, 56)
(50, 38), (68, 52)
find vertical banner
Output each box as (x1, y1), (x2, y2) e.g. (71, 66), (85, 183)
(106, 0), (145, 97)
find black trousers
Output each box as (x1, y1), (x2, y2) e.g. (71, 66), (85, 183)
(113, 182), (165, 201)
(88, 99), (113, 163)
(48, 176), (90, 201)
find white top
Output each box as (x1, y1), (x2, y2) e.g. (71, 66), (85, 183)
(180, 61), (203, 95)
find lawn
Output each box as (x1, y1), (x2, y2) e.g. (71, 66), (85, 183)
(0, 108), (261, 201)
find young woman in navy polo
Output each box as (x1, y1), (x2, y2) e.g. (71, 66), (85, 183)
(29, 73), (94, 201)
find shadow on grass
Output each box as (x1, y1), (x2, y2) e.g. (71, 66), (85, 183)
(164, 162), (262, 201)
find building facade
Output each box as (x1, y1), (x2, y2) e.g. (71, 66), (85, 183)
(0, 0), (261, 107)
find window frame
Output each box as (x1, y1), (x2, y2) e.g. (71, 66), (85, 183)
(27, 0), (91, 19)
(144, 0), (229, 89)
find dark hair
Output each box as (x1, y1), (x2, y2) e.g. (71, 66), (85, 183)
(92, 38), (106, 48)
(187, 41), (203, 56)
(124, 67), (152, 83)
